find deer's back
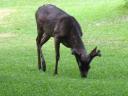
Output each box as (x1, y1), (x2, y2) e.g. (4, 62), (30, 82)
(35, 4), (69, 36)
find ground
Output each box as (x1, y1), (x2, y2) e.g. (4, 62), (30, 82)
(0, 0), (128, 96)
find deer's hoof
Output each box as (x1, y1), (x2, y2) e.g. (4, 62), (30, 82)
(38, 65), (42, 70)
(54, 72), (58, 75)
(42, 65), (46, 72)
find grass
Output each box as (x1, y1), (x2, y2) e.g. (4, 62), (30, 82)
(0, 0), (128, 96)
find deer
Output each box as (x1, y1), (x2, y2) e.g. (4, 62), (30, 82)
(35, 4), (101, 78)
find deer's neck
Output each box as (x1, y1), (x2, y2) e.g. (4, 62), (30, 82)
(71, 38), (87, 56)
(72, 36), (86, 51)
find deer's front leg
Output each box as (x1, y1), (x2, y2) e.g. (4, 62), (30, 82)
(36, 35), (42, 70)
(54, 37), (60, 75)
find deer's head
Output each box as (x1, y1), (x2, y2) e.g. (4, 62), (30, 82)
(72, 47), (101, 78)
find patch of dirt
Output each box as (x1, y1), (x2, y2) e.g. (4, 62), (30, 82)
(0, 9), (15, 21)
(92, 15), (128, 27)
(0, 33), (16, 38)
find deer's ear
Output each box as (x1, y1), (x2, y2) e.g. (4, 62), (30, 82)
(90, 46), (101, 57)
(91, 46), (97, 54)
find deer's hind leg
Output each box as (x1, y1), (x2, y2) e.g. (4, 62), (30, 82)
(36, 33), (50, 71)
(36, 25), (50, 71)
(40, 33), (50, 71)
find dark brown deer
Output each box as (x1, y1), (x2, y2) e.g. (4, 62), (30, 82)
(35, 4), (101, 78)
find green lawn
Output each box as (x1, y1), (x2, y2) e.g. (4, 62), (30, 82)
(0, 0), (128, 96)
